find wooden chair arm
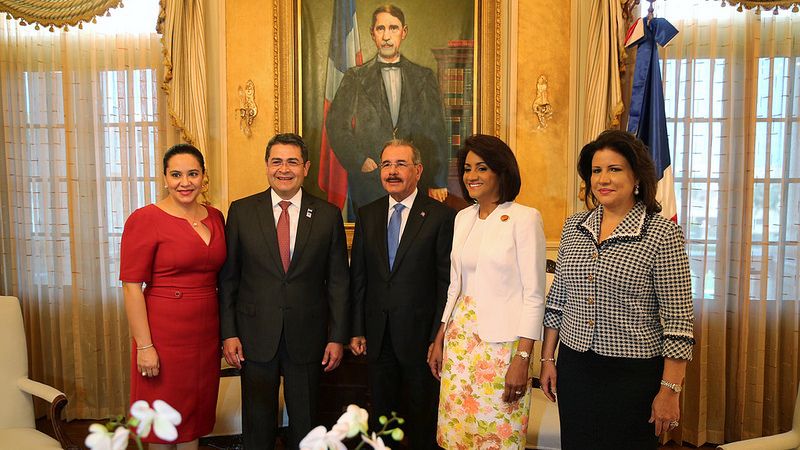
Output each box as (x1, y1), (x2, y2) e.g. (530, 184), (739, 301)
(17, 377), (78, 449)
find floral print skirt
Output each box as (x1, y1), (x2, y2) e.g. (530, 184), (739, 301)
(437, 295), (531, 450)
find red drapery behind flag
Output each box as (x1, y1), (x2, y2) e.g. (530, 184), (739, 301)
(319, 0), (361, 209)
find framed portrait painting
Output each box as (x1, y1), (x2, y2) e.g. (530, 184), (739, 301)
(273, 0), (503, 222)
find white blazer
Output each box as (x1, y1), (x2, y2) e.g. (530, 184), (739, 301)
(440, 201), (546, 342)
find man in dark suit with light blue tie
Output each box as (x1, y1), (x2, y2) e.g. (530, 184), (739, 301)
(218, 133), (349, 449)
(349, 139), (455, 449)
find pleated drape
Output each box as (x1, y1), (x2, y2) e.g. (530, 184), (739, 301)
(649, 2), (800, 445)
(0, 15), (179, 418)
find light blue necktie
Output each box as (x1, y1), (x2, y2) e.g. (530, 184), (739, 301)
(387, 203), (405, 269)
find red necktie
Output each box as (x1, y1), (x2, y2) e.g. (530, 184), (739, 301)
(277, 201), (291, 272)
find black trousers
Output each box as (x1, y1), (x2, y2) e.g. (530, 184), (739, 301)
(368, 325), (440, 450)
(556, 344), (663, 450)
(240, 330), (321, 450)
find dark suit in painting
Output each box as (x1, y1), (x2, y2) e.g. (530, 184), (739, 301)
(218, 188), (349, 449)
(326, 56), (449, 209)
(350, 193), (455, 449)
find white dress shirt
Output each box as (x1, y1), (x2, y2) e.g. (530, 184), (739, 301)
(386, 188), (418, 246)
(271, 188), (303, 258)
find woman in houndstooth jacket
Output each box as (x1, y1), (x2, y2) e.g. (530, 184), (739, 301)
(539, 130), (694, 449)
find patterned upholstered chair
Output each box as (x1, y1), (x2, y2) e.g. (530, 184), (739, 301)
(525, 259), (561, 449)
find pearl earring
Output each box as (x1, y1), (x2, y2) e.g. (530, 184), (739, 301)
(634, 184), (640, 196)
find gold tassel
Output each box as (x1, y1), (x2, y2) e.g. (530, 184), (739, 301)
(78, 22), (83, 29)
(92, 17), (97, 24)
(793, 5), (799, 12)
(49, 25), (55, 32)
(35, 24), (40, 30)
(64, 25), (69, 31)
(773, 6), (779, 15)
(737, 5), (743, 12)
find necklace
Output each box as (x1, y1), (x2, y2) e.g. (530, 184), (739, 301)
(181, 206), (202, 227)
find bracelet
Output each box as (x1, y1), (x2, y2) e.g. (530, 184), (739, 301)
(137, 344), (154, 351)
(540, 358), (555, 362)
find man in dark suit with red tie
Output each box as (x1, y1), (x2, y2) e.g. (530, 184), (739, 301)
(350, 139), (455, 449)
(218, 133), (350, 449)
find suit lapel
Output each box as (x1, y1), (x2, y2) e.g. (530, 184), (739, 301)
(256, 189), (286, 274)
(395, 59), (418, 131)
(289, 192), (314, 275)
(390, 195), (428, 274)
(370, 199), (392, 276)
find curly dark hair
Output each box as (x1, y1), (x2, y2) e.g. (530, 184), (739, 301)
(577, 129), (661, 214)
(456, 134), (521, 204)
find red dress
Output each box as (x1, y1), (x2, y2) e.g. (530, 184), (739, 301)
(120, 204), (226, 444)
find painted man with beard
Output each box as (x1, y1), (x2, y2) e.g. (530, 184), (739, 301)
(326, 4), (449, 211)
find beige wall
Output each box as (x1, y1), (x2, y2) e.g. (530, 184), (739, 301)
(513, 1), (572, 243)
(221, 0), (575, 244)
(224, 0), (276, 203)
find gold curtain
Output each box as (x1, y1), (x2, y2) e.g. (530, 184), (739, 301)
(584, 0), (626, 144)
(157, 0), (207, 157)
(649, 2), (800, 445)
(0, 16), (179, 419)
(714, 0), (800, 14)
(0, 0), (122, 30)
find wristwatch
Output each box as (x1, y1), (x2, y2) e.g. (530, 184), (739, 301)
(661, 380), (683, 393)
(515, 351), (530, 360)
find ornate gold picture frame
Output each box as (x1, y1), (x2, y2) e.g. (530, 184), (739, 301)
(272, 0), (503, 230)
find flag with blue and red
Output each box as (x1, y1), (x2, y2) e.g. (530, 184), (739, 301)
(626, 17), (678, 222)
(319, 0), (362, 210)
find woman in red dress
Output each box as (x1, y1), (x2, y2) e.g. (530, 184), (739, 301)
(120, 144), (226, 449)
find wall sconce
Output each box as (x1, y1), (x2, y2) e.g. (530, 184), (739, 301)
(236, 80), (257, 137)
(532, 75), (553, 130)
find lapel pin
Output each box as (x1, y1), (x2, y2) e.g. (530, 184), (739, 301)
(306, 209), (313, 218)
(420, 211), (426, 217)
(501, 215), (509, 222)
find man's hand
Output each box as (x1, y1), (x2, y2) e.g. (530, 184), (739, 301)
(322, 342), (344, 372)
(223, 337), (244, 369)
(349, 336), (367, 356)
(428, 188), (448, 202)
(361, 158), (378, 172)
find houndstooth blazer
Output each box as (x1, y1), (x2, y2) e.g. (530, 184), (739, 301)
(543, 201), (695, 360)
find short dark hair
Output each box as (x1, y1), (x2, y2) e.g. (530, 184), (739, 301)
(379, 139), (421, 165)
(456, 134), (521, 204)
(371, 4), (405, 30)
(577, 129), (661, 214)
(163, 144), (204, 175)
(265, 133), (309, 162)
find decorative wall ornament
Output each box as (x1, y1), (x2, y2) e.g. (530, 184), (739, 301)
(236, 80), (258, 137)
(532, 75), (553, 130)
(0, 0), (123, 31)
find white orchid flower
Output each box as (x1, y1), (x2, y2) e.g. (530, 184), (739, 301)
(85, 423), (130, 450)
(335, 404), (369, 438)
(299, 425), (347, 450)
(361, 432), (390, 450)
(130, 399), (182, 441)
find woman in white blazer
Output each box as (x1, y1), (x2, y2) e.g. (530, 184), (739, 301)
(428, 135), (546, 449)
